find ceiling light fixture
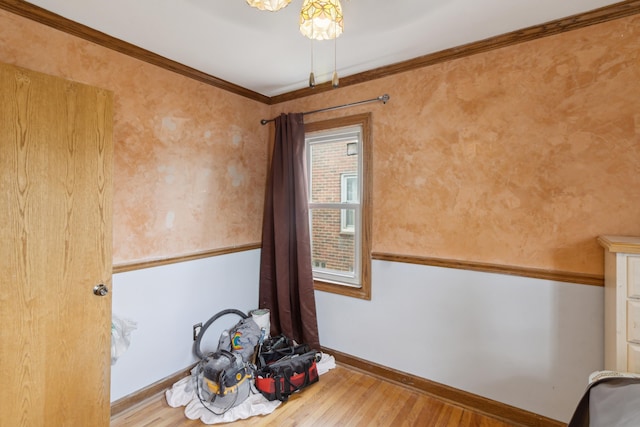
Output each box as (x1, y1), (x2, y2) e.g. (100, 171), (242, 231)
(300, 0), (343, 88)
(246, 0), (292, 12)
(299, 0), (344, 40)
(247, 0), (344, 89)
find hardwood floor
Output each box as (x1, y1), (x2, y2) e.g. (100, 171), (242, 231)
(111, 365), (518, 427)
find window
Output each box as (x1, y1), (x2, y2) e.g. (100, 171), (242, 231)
(340, 173), (357, 233)
(305, 113), (371, 299)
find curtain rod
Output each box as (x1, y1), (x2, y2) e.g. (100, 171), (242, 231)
(260, 94), (390, 125)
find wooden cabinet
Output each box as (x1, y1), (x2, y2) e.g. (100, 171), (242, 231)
(598, 235), (640, 373)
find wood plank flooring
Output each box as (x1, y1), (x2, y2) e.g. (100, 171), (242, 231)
(111, 365), (518, 427)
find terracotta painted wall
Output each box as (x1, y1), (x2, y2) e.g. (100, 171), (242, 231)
(2, 9), (638, 276)
(275, 15), (640, 276)
(0, 10), (270, 265)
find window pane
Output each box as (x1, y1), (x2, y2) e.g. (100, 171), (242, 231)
(344, 208), (355, 230)
(346, 176), (357, 202)
(310, 208), (356, 278)
(310, 140), (359, 204)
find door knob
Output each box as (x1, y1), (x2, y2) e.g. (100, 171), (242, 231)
(93, 283), (109, 296)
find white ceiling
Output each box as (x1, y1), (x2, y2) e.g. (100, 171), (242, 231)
(26, 0), (623, 97)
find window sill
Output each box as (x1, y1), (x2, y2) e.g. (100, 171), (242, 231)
(314, 279), (371, 300)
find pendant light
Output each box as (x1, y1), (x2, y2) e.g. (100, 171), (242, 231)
(299, 0), (343, 88)
(246, 0), (292, 12)
(332, 33), (339, 88)
(309, 38), (316, 88)
(299, 0), (343, 40)
(246, 0), (344, 88)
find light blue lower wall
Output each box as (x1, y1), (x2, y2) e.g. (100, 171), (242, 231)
(110, 249), (260, 402)
(315, 260), (603, 423)
(111, 252), (603, 423)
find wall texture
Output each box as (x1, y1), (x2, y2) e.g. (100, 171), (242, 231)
(0, 9), (270, 265)
(3, 9), (638, 274)
(276, 15), (640, 277)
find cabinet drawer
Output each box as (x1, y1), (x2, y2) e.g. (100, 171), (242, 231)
(628, 300), (640, 343)
(629, 255), (640, 299)
(629, 343), (640, 373)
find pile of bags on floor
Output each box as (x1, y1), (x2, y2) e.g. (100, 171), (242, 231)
(165, 308), (335, 424)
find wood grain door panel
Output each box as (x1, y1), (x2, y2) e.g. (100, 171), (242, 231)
(0, 62), (113, 427)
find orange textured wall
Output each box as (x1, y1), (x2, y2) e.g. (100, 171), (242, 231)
(275, 16), (640, 276)
(0, 10), (270, 265)
(2, 9), (638, 276)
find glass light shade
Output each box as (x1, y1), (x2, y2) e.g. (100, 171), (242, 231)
(246, 0), (292, 12)
(299, 0), (344, 40)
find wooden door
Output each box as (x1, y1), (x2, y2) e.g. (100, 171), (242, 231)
(0, 62), (113, 426)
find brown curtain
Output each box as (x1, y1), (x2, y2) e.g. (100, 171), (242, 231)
(259, 113), (320, 350)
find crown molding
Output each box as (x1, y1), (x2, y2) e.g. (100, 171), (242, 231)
(2, 0), (639, 105)
(270, 0), (640, 104)
(0, 0), (270, 104)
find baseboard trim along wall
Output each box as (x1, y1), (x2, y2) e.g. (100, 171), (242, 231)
(110, 365), (193, 417)
(110, 348), (564, 427)
(110, 249), (599, 422)
(110, 250), (261, 402)
(324, 347), (566, 427)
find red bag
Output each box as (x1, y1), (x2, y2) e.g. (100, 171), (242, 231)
(254, 351), (319, 401)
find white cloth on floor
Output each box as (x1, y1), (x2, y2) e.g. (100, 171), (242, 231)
(165, 351), (336, 425)
(316, 352), (336, 375)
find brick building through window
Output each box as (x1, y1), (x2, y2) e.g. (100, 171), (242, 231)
(309, 137), (358, 274)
